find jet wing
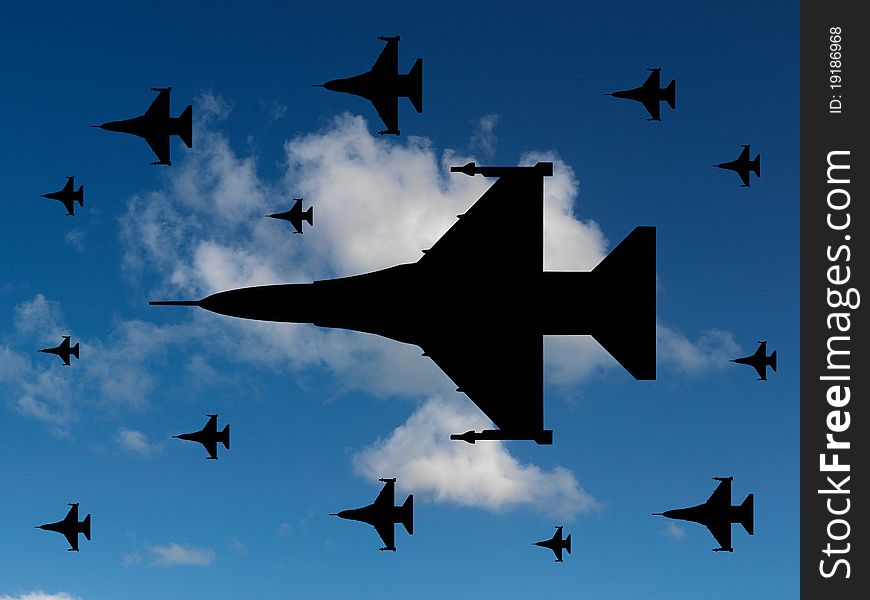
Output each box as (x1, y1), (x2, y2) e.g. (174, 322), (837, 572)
(203, 414), (218, 434)
(422, 333), (543, 436)
(61, 198), (76, 216)
(63, 529), (80, 551)
(642, 68), (661, 90)
(62, 177), (74, 192)
(371, 95), (399, 134)
(203, 439), (218, 460)
(145, 88), (171, 119)
(417, 174), (545, 437)
(738, 145), (750, 161)
(289, 200), (303, 233)
(753, 361), (767, 380)
(373, 479), (395, 507)
(370, 38), (398, 78)
(373, 520), (395, 551)
(706, 519), (732, 552)
(706, 478), (732, 508)
(144, 133), (171, 165)
(641, 97), (661, 121)
(552, 545), (564, 562)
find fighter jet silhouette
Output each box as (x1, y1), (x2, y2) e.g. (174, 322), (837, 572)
(173, 414), (230, 459)
(152, 162), (656, 444)
(534, 525), (572, 562)
(731, 340), (777, 380)
(655, 477), (754, 552)
(716, 145), (761, 187)
(36, 503), (91, 551)
(316, 35), (422, 135)
(40, 176), (84, 216)
(268, 198), (313, 234)
(606, 68), (676, 121)
(39, 336), (79, 366)
(331, 478), (413, 552)
(92, 87), (192, 165)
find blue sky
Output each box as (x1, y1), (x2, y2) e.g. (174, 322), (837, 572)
(1, 1), (798, 598)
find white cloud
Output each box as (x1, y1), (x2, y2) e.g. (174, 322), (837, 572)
(147, 543), (215, 567)
(664, 522), (686, 540)
(64, 229), (86, 252)
(656, 323), (741, 375)
(469, 114), (499, 158)
(353, 397), (600, 519)
(116, 428), (154, 457)
(0, 593), (81, 600)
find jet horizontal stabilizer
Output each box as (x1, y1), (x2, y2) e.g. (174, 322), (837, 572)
(82, 513), (91, 540)
(407, 58), (423, 113)
(400, 495), (413, 535)
(579, 227), (656, 379)
(738, 494), (754, 535)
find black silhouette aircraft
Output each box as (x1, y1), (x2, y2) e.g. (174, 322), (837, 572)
(534, 525), (572, 562)
(173, 414), (230, 459)
(268, 198), (313, 234)
(36, 503), (91, 551)
(152, 162), (656, 444)
(316, 35), (422, 135)
(331, 478), (413, 551)
(606, 68), (676, 121)
(731, 340), (777, 380)
(41, 176), (84, 216)
(39, 336), (80, 366)
(716, 145), (761, 187)
(654, 476), (754, 552)
(92, 87), (192, 165)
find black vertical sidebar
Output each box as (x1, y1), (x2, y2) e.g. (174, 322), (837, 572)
(801, 1), (867, 597)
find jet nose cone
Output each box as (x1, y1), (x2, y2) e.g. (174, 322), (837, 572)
(321, 79), (345, 92)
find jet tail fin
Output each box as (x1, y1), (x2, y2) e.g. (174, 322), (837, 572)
(565, 533), (572, 555)
(82, 514), (91, 540)
(407, 58), (423, 113)
(400, 495), (414, 535)
(176, 105), (193, 148)
(663, 80), (676, 110)
(752, 154), (761, 178)
(71, 342), (80, 360)
(589, 227), (656, 379)
(738, 494), (754, 535)
(219, 424), (230, 450)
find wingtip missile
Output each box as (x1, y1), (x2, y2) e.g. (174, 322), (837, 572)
(450, 162), (476, 176)
(450, 430), (477, 444)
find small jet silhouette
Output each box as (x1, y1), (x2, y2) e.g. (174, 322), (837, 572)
(92, 87), (192, 165)
(173, 414), (230, 459)
(654, 476), (754, 552)
(534, 525), (572, 562)
(606, 68), (676, 121)
(36, 503), (91, 551)
(715, 145), (761, 187)
(152, 162), (656, 445)
(316, 35), (422, 135)
(331, 478), (413, 552)
(731, 340), (777, 380)
(40, 176), (84, 216)
(39, 336), (80, 366)
(268, 198), (313, 234)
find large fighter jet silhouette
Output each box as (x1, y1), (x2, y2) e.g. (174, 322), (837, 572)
(39, 336), (79, 366)
(92, 87), (192, 165)
(331, 478), (413, 552)
(40, 176), (84, 216)
(36, 503), (91, 551)
(716, 145), (761, 187)
(316, 35), (422, 135)
(534, 526), (572, 562)
(173, 414), (230, 459)
(268, 198), (313, 234)
(606, 68), (676, 121)
(152, 162), (656, 444)
(731, 340), (777, 380)
(654, 477), (754, 552)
